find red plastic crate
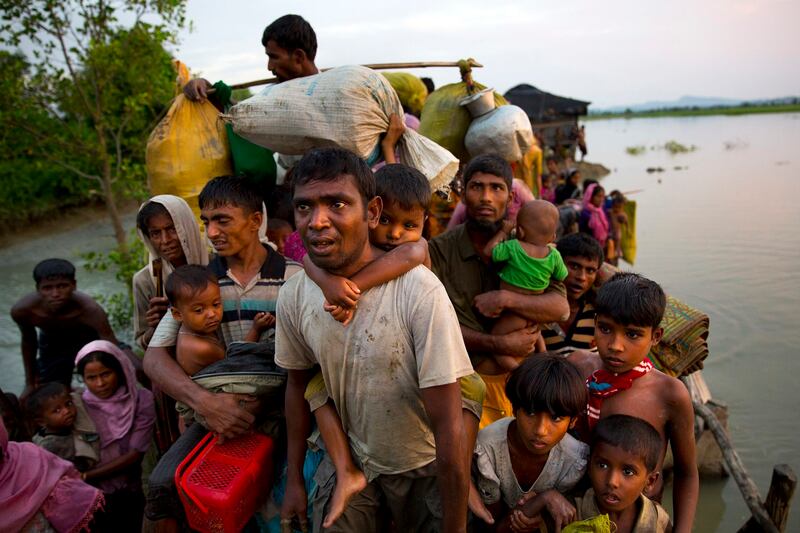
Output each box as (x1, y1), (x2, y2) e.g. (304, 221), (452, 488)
(175, 432), (275, 533)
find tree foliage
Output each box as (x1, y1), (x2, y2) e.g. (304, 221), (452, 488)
(0, 0), (186, 249)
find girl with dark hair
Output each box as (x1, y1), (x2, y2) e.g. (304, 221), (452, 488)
(75, 341), (155, 533)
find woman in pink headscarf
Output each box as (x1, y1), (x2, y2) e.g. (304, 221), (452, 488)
(75, 340), (155, 533)
(1, 418), (104, 532)
(579, 183), (610, 246)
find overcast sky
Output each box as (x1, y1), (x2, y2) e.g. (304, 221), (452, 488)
(172, 0), (799, 108)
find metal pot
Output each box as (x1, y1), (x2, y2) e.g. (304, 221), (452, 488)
(459, 87), (496, 118)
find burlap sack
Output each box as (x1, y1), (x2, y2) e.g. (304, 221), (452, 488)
(224, 65), (457, 191)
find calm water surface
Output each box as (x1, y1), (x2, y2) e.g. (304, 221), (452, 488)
(0, 113), (798, 531)
(585, 113), (800, 531)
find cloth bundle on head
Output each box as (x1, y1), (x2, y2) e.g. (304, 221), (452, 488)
(1, 419), (103, 533)
(582, 183), (610, 244)
(137, 195), (209, 287)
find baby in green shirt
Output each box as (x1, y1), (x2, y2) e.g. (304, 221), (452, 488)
(484, 199), (568, 368)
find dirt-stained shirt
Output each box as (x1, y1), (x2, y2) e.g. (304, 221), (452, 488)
(276, 266), (473, 479)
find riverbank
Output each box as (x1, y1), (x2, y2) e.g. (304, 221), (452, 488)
(0, 200), (139, 249)
(586, 102), (800, 120)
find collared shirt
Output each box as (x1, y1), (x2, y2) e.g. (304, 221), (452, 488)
(429, 224), (499, 334)
(149, 245), (302, 348)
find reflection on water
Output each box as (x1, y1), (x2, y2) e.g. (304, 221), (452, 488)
(0, 114), (798, 531)
(586, 113), (800, 532)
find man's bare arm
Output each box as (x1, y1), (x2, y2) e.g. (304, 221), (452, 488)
(421, 381), (468, 533)
(11, 307), (38, 393)
(473, 286), (569, 323)
(669, 380), (699, 533)
(143, 344), (254, 439)
(281, 368), (315, 526)
(460, 324), (539, 359)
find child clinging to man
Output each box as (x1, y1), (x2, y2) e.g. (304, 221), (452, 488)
(300, 163), (488, 527)
(26, 381), (99, 473)
(513, 415), (672, 533)
(473, 354), (589, 531)
(567, 272), (698, 533)
(482, 199), (568, 368)
(165, 264), (275, 377)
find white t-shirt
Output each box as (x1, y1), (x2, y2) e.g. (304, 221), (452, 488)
(474, 417), (589, 508)
(276, 265), (473, 479)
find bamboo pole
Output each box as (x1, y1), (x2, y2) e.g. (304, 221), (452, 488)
(693, 400), (780, 533)
(225, 59), (484, 90)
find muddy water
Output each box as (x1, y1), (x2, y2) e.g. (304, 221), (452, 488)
(0, 113), (798, 531)
(584, 113), (800, 531)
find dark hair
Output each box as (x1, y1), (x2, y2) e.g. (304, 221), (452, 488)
(33, 259), (75, 285)
(420, 77), (435, 94)
(77, 351), (126, 389)
(595, 272), (666, 330)
(261, 14), (317, 61)
(267, 218), (292, 231)
(506, 354), (587, 418)
(25, 382), (69, 419)
(462, 154), (513, 189)
(292, 147), (376, 207)
(199, 175), (263, 215)
(557, 232), (604, 267)
(583, 179), (598, 193)
(136, 201), (170, 236)
(375, 164), (431, 212)
(165, 265), (218, 307)
(592, 414), (662, 472)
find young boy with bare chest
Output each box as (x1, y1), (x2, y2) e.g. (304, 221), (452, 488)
(567, 273), (698, 533)
(165, 265), (274, 376)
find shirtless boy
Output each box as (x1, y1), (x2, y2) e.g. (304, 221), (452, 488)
(11, 258), (137, 396)
(567, 272), (698, 533)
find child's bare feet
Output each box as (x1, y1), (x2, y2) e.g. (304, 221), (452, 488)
(469, 480), (495, 524)
(323, 467), (368, 528)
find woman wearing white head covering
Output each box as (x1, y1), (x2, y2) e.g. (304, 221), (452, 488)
(132, 195), (208, 351)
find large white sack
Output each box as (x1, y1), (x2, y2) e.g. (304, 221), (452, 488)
(224, 65), (458, 191)
(464, 104), (534, 162)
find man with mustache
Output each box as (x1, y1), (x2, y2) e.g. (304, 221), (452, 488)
(278, 147), (473, 532)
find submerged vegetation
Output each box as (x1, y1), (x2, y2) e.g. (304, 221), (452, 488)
(625, 141), (697, 156)
(626, 145), (647, 155)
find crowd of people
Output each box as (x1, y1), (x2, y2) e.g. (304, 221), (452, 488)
(1, 13), (698, 533)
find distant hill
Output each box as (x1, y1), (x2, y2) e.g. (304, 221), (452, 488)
(593, 95), (798, 114)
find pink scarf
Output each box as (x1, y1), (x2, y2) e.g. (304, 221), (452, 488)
(583, 184), (610, 244)
(75, 340), (139, 446)
(0, 419), (103, 532)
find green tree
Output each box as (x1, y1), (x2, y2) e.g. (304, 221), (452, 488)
(0, 0), (186, 251)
